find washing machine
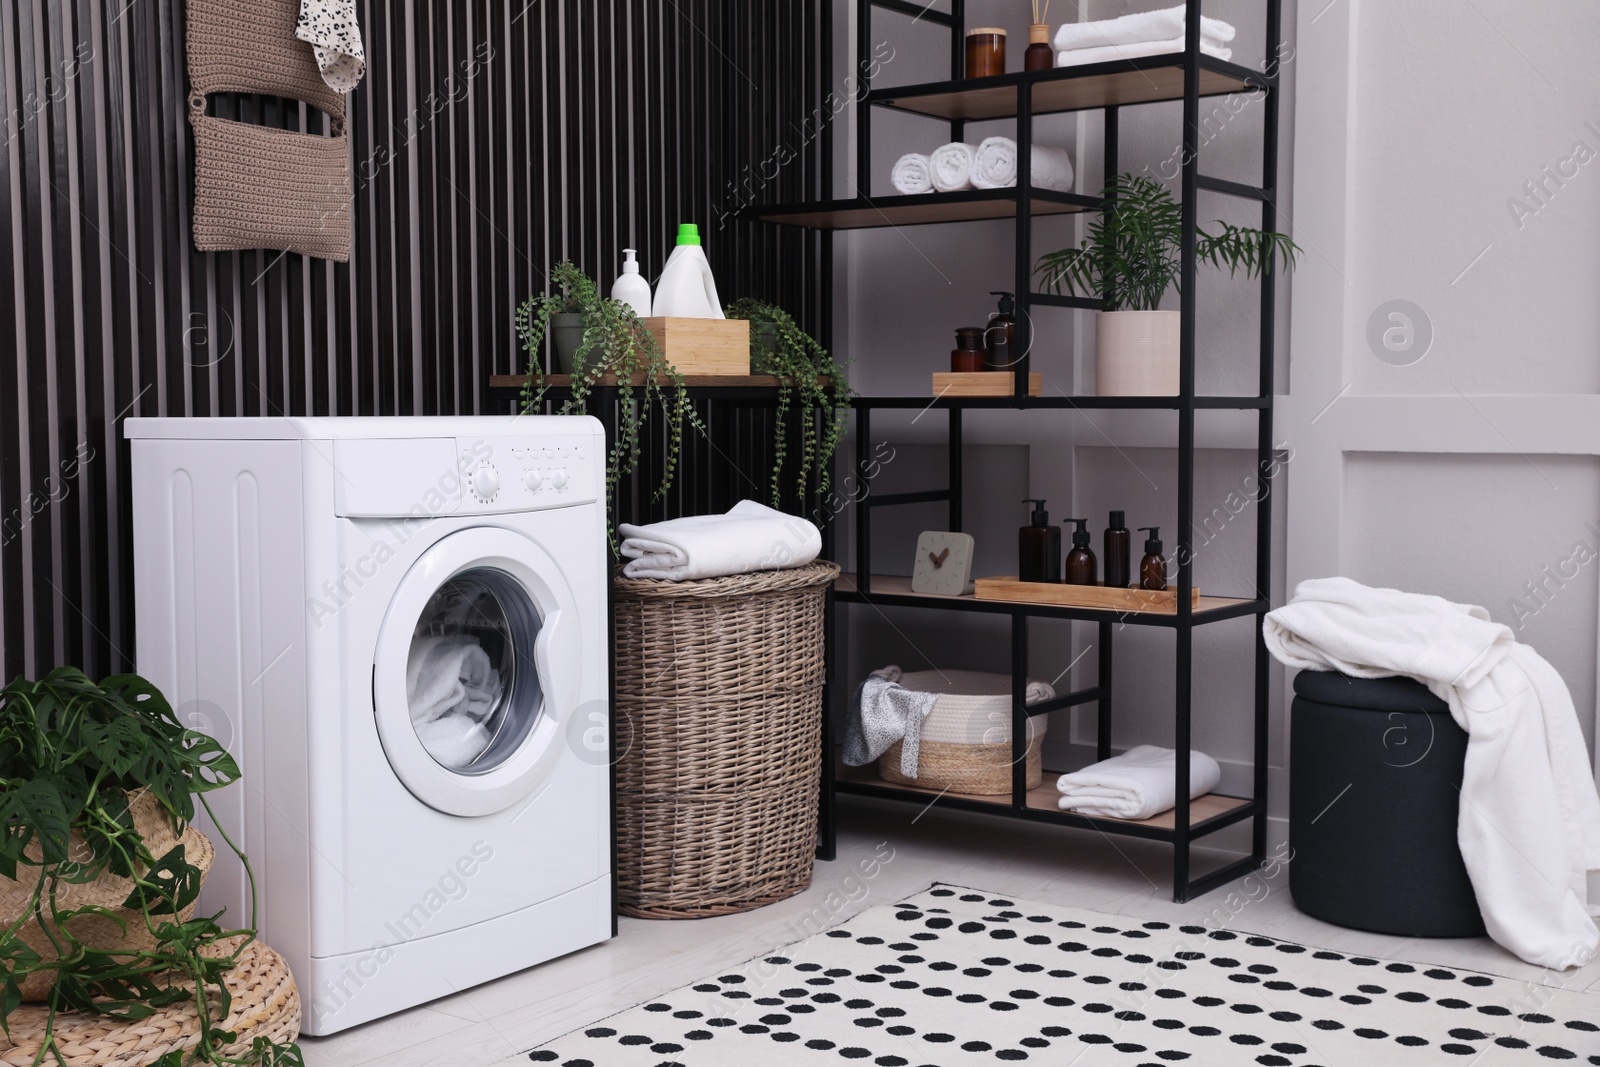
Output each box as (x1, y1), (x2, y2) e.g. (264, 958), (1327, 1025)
(127, 416), (613, 1035)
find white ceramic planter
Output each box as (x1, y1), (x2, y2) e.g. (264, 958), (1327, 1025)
(1095, 310), (1180, 396)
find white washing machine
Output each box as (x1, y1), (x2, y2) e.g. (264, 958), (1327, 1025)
(127, 416), (613, 1035)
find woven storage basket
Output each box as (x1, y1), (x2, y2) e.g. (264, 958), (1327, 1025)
(614, 561), (839, 919)
(0, 789), (215, 1002)
(875, 670), (1052, 795)
(0, 937), (300, 1067)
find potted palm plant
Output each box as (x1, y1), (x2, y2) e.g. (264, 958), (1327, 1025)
(1035, 174), (1301, 395)
(0, 667), (300, 1066)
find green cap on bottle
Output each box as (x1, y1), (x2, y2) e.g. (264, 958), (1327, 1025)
(676, 223), (702, 246)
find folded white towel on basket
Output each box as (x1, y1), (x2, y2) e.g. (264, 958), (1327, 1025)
(970, 137), (1075, 193)
(1057, 744), (1221, 820)
(619, 500), (821, 582)
(891, 153), (934, 195)
(929, 142), (980, 193)
(1264, 577), (1600, 970)
(1057, 35), (1231, 68)
(1055, 5), (1236, 52)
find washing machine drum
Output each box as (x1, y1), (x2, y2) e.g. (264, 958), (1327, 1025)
(373, 528), (582, 817)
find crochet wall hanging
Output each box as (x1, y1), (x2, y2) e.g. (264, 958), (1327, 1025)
(186, 0), (366, 262)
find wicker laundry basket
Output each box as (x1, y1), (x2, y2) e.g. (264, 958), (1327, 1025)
(874, 670), (1051, 795)
(613, 561), (838, 919)
(0, 936), (300, 1067)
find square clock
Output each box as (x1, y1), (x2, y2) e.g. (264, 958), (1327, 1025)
(911, 531), (975, 596)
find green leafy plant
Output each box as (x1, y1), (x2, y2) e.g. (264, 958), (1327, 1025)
(517, 262), (707, 537)
(1035, 174), (1302, 310)
(0, 668), (301, 1066)
(725, 298), (854, 507)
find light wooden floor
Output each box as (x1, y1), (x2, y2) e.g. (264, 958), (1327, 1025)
(299, 797), (1600, 1067)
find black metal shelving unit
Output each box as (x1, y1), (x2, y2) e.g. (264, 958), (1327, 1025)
(748, 0), (1282, 902)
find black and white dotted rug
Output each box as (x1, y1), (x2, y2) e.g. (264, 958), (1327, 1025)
(518, 883), (1600, 1066)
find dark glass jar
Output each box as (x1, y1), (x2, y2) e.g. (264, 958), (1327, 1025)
(965, 28), (1007, 78)
(952, 327), (986, 372)
(1025, 24), (1053, 71)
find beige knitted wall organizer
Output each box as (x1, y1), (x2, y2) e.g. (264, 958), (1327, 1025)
(187, 0), (352, 261)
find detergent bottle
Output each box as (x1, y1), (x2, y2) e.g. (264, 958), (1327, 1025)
(652, 223), (725, 319)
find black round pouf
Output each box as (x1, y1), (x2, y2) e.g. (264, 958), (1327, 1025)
(1289, 670), (1486, 938)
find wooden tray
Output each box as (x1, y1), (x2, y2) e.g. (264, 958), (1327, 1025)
(933, 372), (1042, 397)
(974, 577), (1199, 613)
(644, 317), (750, 375)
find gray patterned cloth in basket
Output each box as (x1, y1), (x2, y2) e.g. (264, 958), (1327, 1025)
(843, 666), (939, 777)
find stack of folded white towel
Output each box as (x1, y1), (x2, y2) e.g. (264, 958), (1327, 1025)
(619, 500), (821, 582)
(892, 137), (1074, 196)
(1056, 744), (1220, 820)
(1055, 4), (1235, 67)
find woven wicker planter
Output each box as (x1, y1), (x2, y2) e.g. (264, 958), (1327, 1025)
(878, 736), (1044, 795)
(613, 561), (838, 919)
(0, 789), (214, 1001)
(0, 936), (299, 1067)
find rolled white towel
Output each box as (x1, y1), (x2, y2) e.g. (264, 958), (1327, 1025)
(891, 153), (934, 195)
(929, 142), (979, 193)
(620, 500), (821, 581)
(1055, 5), (1235, 52)
(970, 136), (1075, 194)
(1056, 744), (1221, 820)
(1057, 36), (1231, 68)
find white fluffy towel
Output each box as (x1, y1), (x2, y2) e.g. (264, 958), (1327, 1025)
(1054, 5), (1236, 52)
(1264, 577), (1600, 970)
(406, 635), (503, 768)
(970, 137), (1075, 194)
(619, 500), (821, 582)
(891, 153), (934, 195)
(929, 142), (980, 193)
(1056, 36), (1231, 68)
(1057, 745), (1221, 821)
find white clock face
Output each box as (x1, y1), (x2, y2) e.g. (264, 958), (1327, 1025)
(911, 531), (975, 595)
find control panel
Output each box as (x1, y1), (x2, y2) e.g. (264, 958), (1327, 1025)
(457, 436), (598, 512)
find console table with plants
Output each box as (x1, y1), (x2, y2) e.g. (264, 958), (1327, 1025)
(749, 0), (1287, 903)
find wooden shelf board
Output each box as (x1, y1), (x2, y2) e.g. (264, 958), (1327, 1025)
(490, 373), (792, 390)
(836, 573), (1253, 618)
(835, 757), (1251, 830)
(874, 63), (1260, 123)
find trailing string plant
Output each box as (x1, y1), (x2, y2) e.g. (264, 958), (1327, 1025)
(517, 262), (706, 544)
(725, 298), (854, 508)
(0, 667), (302, 1067)
(1035, 174), (1302, 308)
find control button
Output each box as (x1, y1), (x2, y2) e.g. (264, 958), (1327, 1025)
(524, 468), (545, 491)
(551, 468), (571, 490)
(472, 465), (500, 501)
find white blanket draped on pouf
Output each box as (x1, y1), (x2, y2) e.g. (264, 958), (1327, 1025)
(1264, 577), (1600, 969)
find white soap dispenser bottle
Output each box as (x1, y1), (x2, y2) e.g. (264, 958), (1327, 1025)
(651, 223), (725, 319)
(611, 248), (653, 318)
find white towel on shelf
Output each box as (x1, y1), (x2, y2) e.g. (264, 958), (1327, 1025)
(296, 0), (367, 93)
(1056, 744), (1221, 821)
(1055, 5), (1236, 52)
(929, 142), (980, 193)
(970, 137), (1076, 194)
(1264, 577), (1600, 970)
(619, 500), (821, 581)
(1057, 36), (1231, 68)
(843, 666), (941, 776)
(891, 153), (935, 195)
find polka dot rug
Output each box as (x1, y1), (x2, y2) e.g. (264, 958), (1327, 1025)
(516, 883), (1600, 1066)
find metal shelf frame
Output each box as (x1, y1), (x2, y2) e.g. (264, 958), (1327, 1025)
(790, 0), (1283, 903)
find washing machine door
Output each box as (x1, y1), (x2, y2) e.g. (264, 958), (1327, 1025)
(372, 527), (583, 817)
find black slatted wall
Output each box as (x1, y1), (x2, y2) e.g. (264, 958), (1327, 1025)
(0, 0), (829, 682)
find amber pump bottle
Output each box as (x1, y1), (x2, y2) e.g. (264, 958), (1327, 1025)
(1064, 518), (1098, 585)
(1104, 510), (1131, 588)
(1019, 499), (1061, 583)
(1139, 527), (1168, 591)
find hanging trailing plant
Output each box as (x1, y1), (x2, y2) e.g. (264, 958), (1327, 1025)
(0, 667), (302, 1067)
(517, 262), (707, 541)
(725, 298), (853, 508)
(1035, 174), (1302, 310)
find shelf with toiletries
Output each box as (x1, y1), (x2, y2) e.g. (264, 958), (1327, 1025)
(834, 757), (1258, 840)
(747, 0), (1282, 903)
